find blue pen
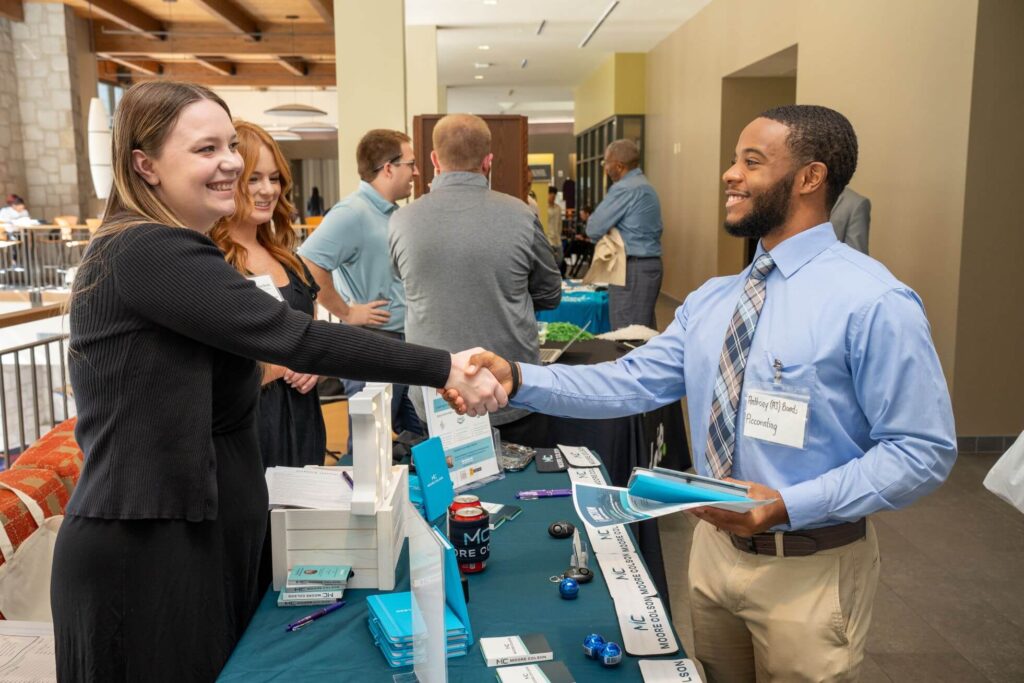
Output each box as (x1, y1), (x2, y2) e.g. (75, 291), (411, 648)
(342, 471), (354, 489)
(516, 488), (573, 500)
(285, 600), (347, 632)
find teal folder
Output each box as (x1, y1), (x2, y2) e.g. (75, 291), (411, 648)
(412, 437), (455, 521)
(627, 468), (753, 504)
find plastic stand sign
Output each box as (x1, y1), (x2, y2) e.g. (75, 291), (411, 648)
(351, 383), (394, 516)
(395, 502), (447, 683)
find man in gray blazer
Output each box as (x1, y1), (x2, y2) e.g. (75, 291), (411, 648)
(389, 113), (562, 442)
(829, 187), (871, 253)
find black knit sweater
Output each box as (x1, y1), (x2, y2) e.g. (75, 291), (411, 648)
(67, 223), (450, 521)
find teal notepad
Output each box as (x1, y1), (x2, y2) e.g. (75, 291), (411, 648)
(628, 469), (752, 504)
(366, 592), (467, 645)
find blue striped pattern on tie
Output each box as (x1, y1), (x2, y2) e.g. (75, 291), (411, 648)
(704, 253), (776, 479)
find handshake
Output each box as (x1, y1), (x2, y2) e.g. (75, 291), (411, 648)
(443, 348), (516, 416)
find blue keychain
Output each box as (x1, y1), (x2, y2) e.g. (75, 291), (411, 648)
(558, 577), (579, 599)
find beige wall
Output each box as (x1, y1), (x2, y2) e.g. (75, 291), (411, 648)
(335, 0), (406, 195)
(646, 0), (980, 397)
(952, 0), (1024, 435)
(574, 53), (647, 133)
(405, 25), (442, 134)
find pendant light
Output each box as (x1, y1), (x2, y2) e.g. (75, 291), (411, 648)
(265, 16), (327, 117)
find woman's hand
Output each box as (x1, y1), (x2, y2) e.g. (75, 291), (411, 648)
(282, 370), (319, 395)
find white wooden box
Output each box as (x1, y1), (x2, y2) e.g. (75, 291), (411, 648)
(270, 465), (408, 591)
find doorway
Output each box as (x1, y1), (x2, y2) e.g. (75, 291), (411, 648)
(718, 45), (798, 273)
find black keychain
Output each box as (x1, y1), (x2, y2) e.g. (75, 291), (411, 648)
(534, 448), (568, 473)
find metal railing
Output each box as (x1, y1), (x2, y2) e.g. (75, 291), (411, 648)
(0, 304), (71, 470)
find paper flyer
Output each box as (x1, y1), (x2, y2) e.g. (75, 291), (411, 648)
(571, 481), (770, 528)
(421, 389), (500, 491)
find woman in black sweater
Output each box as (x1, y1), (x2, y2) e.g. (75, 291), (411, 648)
(50, 81), (503, 682)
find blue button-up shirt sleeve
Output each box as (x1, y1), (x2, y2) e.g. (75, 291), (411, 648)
(585, 181), (629, 242)
(778, 288), (957, 529)
(515, 300), (689, 417)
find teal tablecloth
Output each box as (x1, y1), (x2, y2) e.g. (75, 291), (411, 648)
(536, 289), (611, 334)
(218, 465), (684, 682)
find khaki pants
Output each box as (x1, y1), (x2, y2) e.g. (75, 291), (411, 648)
(688, 520), (880, 683)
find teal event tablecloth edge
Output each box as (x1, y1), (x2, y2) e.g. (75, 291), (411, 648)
(218, 463), (687, 682)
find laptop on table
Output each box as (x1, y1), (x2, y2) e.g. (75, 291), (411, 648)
(539, 321), (591, 365)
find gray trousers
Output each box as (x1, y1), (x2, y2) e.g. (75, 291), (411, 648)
(609, 256), (663, 330)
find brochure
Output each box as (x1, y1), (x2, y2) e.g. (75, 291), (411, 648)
(421, 389), (500, 491)
(572, 467), (771, 528)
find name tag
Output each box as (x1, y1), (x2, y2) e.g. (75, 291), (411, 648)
(249, 274), (284, 302)
(742, 388), (809, 449)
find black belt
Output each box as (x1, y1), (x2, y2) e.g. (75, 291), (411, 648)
(626, 255), (660, 261)
(729, 518), (866, 557)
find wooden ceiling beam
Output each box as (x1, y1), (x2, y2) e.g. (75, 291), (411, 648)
(306, 0), (334, 24)
(127, 61), (336, 88)
(274, 57), (308, 78)
(0, 0), (24, 23)
(83, 0), (163, 40)
(194, 56), (236, 77)
(97, 55), (163, 77)
(191, 0), (261, 40)
(94, 23), (334, 56)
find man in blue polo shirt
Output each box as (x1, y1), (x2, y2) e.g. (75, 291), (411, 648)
(587, 139), (664, 329)
(458, 106), (956, 681)
(299, 128), (422, 437)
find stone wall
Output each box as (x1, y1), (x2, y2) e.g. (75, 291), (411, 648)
(8, 3), (93, 221)
(0, 18), (26, 201)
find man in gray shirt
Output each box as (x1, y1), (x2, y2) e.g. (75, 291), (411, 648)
(389, 113), (561, 437)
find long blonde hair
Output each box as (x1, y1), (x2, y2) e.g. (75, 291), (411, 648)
(209, 120), (308, 285)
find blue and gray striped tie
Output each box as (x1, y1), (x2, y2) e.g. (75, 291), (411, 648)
(703, 252), (776, 479)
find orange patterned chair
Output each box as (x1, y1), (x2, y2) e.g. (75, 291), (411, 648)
(11, 418), (83, 496)
(0, 418), (83, 573)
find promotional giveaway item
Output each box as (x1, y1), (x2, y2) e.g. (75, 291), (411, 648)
(548, 521), (575, 539)
(421, 388), (501, 490)
(558, 577), (579, 599)
(571, 467), (770, 529)
(412, 437), (455, 521)
(499, 442), (536, 472)
(479, 633), (553, 667)
(516, 488), (572, 500)
(557, 444), (602, 468)
(494, 660), (576, 683)
(284, 600), (347, 632)
(449, 507), (490, 573)
(534, 448), (568, 473)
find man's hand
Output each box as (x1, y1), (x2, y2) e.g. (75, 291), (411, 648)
(283, 370), (319, 395)
(689, 478), (790, 537)
(442, 348), (508, 416)
(465, 351), (513, 396)
(341, 300), (391, 327)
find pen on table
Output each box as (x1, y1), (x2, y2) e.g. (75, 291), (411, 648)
(342, 471), (354, 489)
(285, 600), (347, 632)
(516, 488), (573, 500)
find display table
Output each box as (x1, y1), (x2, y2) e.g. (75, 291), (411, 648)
(218, 465), (686, 682)
(536, 289), (611, 334)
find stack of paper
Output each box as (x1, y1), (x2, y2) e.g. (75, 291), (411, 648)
(366, 592), (469, 668)
(277, 564), (351, 606)
(265, 466), (353, 509)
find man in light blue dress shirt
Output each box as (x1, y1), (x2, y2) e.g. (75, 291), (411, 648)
(299, 129), (423, 439)
(459, 106), (956, 681)
(587, 139), (664, 329)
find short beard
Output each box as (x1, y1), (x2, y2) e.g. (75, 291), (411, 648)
(724, 171), (795, 240)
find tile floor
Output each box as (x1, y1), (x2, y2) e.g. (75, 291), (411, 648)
(652, 295), (1024, 682)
